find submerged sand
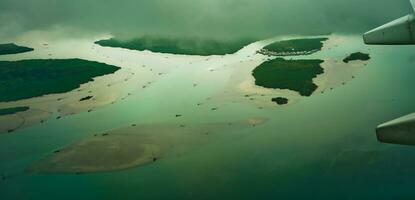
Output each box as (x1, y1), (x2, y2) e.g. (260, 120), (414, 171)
(30, 133), (161, 173)
(28, 118), (268, 173)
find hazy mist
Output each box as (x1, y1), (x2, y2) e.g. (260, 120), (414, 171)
(0, 0), (412, 39)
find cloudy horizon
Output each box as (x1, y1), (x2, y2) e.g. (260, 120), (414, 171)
(0, 0), (412, 40)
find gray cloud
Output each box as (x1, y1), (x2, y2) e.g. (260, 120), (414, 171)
(0, 0), (412, 39)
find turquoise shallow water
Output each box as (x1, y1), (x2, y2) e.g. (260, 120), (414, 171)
(1, 37), (415, 199)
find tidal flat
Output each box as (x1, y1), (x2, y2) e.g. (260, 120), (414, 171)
(29, 118), (268, 174)
(1, 33), (403, 199)
(0, 35), (370, 135)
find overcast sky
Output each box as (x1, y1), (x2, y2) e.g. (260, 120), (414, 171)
(0, 0), (412, 39)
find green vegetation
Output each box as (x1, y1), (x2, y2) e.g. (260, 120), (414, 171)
(95, 37), (254, 56)
(80, 96), (93, 101)
(272, 97), (289, 105)
(252, 58), (324, 96)
(0, 43), (34, 55)
(343, 52), (370, 63)
(0, 106), (29, 116)
(260, 38), (328, 56)
(0, 59), (120, 102)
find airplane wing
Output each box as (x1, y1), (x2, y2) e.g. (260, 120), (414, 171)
(363, 1), (415, 44)
(377, 113), (415, 145)
(364, 1), (415, 145)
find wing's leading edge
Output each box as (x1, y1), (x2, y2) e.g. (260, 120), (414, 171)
(364, 1), (415, 146)
(376, 113), (415, 145)
(364, 1), (415, 45)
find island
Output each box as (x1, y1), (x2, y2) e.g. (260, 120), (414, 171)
(0, 59), (120, 102)
(258, 38), (327, 56)
(0, 43), (34, 55)
(343, 52), (371, 63)
(0, 106), (30, 116)
(252, 58), (324, 96)
(95, 36), (255, 56)
(272, 97), (289, 105)
(79, 96), (93, 101)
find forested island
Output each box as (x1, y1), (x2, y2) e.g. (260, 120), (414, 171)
(258, 38), (327, 56)
(343, 52), (370, 63)
(252, 58), (324, 96)
(0, 106), (30, 116)
(0, 59), (120, 102)
(272, 97), (289, 105)
(95, 37), (254, 56)
(0, 43), (34, 55)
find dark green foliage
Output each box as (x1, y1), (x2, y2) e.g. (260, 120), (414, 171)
(343, 52), (370, 63)
(271, 97), (289, 105)
(0, 43), (34, 55)
(80, 96), (93, 101)
(95, 37), (254, 56)
(0, 106), (29, 116)
(252, 58), (324, 96)
(263, 38), (327, 53)
(0, 59), (120, 102)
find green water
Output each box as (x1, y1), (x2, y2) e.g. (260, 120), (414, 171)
(1, 37), (415, 199)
